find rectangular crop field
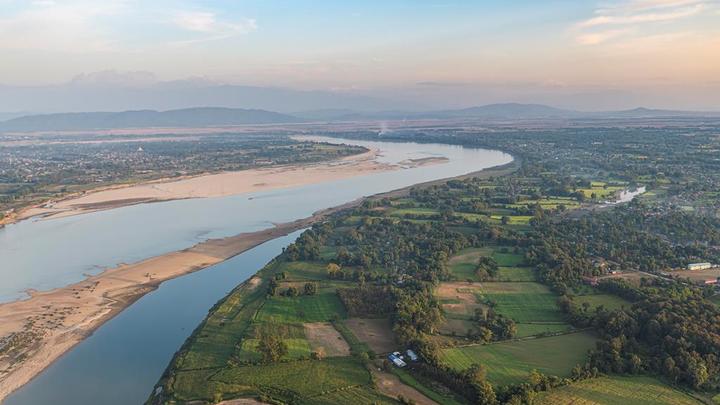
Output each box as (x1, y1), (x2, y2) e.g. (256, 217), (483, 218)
(255, 292), (347, 323)
(574, 294), (631, 311)
(478, 282), (565, 323)
(440, 332), (597, 386)
(534, 375), (702, 405)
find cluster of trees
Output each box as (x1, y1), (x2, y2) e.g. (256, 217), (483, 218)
(476, 256), (499, 281)
(526, 202), (720, 291)
(256, 330), (288, 363)
(471, 307), (517, 342)
(336, 285), (395, 317)
(586, 281), (720, 390)
(330, 217), (472, 282)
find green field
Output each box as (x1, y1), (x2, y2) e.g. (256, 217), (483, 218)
(311, 386), (398, 405)
(255, 292), (347, 323)
(709, 295), (720, 306)
(237, 338), (312, 362)
(489, 215), (533, 225)
(440, 332), (597, 385)
(492, 251), (525, 266)
(479, 282), (565, 323)
(534, 375), (702, 405)
(448, 247), (528, 282)
(496, 266), (535, 282)
(210, 357), (374, 403)
(391, 368), (465, 405)
(515, 323), (572, 338)
(448, 247), (492, 280)
(574, 293), (631, 311)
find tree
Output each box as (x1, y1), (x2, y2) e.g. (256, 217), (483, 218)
(304, 282), (317, 296)
(257, 331), (288, 363)
(326, 263), (341, 279)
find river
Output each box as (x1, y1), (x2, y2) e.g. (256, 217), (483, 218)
(2, 137), (511, 404)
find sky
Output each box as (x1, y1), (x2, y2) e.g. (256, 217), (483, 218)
(0, 0), (719, 110)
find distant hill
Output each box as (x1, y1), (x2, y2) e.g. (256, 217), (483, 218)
(0, 107), (302, 132)
(430, 103), (580, 119)
(599, 107), (720, 118)
(297, 103), (720, 121)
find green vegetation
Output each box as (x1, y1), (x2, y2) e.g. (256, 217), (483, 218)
(440, 332), (597, 385)
(479, 282), (566, 323)
(152, 125), (720, 404)
(211, 357), (375, 403)
(255, 291), (347, 323)
(534, 375), (703, 405)
(391, 368), (465, 405)
(573, 293), (631, 312)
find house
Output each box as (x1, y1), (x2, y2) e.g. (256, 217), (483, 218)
(406, 350), (419, 362)
(582, 276), (599, 287)
(388, 352), (406, 368)
(688, 263), (713, 271)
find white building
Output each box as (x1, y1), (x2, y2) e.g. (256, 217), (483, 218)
(688, 262), (713, 271)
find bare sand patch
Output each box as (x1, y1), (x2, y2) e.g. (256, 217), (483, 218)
(344, 318), (396, 354)
(17, 149), (391, 221)
(303, 322), (350, 357)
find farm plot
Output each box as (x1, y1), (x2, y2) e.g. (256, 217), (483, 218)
(210, 357), (374, 403)
(344, 318), (396, 354)
(478, 282), (565, 323)
(255, 291), (346, 323)
(574, 293), (631, 311)
(304, 322), (351, 357)
(534, 375), (703, 405)
(440, 331), (597, 386)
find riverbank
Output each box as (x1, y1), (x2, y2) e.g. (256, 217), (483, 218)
(0, 202), (357, 402)
(9, 148), (401, 224)
(0, 153), (516, 402)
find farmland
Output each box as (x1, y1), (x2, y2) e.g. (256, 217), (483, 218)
(534, 375), (703, 405)
(151, 125), (720, 404)
(439, 332), (598, 385)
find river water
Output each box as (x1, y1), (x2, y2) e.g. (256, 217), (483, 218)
(2, 138), (511, 404)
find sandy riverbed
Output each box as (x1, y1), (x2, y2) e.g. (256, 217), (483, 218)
(15, 149), (393, 221)
(0, 210), (337, 402)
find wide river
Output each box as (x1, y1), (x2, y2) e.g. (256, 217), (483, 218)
(2, 137), (511, 404)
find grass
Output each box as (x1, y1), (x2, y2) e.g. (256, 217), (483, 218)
(534, 375), (703, 405)
(391, 368), (465, 405)
(495, 266), (535, 282)
(311, 386), (398, 405)
(492, 251), (526, 267)
(515, 323), (572, 338)
(210, 357), (373, 403)
(255, 292), (347, 323)
(478, 282), (565, 323)
(574, 294), (631, 311)
(440, 332), (597, 386)
(489, 215), (533, 225)
(237, 338), (312, 362)
(710, 295), (720, 306)
(273, 260), (329, 280)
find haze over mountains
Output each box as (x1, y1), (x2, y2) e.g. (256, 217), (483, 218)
(2, 103), (720, 133)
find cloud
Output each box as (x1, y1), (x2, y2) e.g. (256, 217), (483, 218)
(0, 0), (126, 52)
(171, 11), (256, 44)
(578, 3), (704, 28)
(573, 0), (711, 45)
(576, 28), (634, 45)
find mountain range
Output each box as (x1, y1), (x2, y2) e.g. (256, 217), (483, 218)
(2, 103), (719, 133)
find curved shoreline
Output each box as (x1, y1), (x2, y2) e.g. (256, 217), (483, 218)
(0, 154), (517, 402)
